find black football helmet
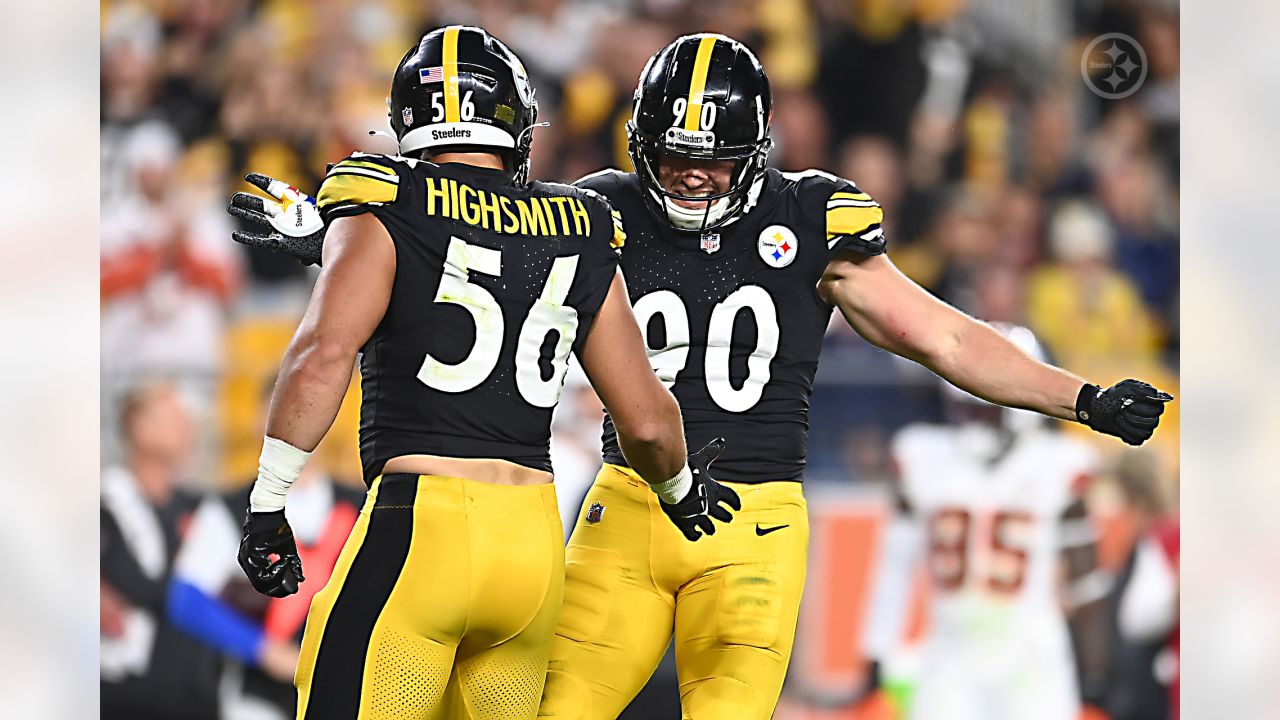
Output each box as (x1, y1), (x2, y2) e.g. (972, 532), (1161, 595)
(389, 26), (540, 184)
(627, 34), (773, 231)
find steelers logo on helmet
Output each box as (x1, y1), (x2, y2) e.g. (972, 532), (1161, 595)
(758, 225), (798, 268)
(387, 26), (541, 185)
(627, 33), (773, 232)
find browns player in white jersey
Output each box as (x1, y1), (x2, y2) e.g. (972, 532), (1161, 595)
(862, 326), (1111, 720)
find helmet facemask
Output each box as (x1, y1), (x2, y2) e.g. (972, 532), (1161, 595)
(628, 125), (771, 232)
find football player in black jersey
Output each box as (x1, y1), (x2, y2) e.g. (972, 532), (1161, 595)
(232, 32), (1171, 720)
(230, 27), (739, 720)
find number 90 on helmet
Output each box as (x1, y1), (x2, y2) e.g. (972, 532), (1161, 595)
(626, 34), (773, 231)
(389, 26), (540, 185)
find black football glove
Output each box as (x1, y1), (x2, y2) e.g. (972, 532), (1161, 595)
(659, 438), (742, 541)
(227, 173), (326, 266)
(238, 510), (305, 598)
(1076, 380), (1173, 446)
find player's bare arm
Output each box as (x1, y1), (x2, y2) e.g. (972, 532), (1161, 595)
(577, 269), (741, 540)
(817, 251), (1172, 445)
(266, 213), (394, 449)
(577, 270), (686, 481)
(238, 212), (393, 597)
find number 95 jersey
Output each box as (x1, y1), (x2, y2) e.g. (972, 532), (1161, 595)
(317, 154), (625, 485)
(577, 167), (887, 483)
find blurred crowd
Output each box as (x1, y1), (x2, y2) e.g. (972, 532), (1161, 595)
(100, 0), (1179, 717)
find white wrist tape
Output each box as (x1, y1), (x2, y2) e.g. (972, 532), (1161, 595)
(649, 464), (693, 505)
(249, 436), (312, 512)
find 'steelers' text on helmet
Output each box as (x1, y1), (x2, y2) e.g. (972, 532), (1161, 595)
(389, 26), (539, 185)
(627, 34), (773, 232)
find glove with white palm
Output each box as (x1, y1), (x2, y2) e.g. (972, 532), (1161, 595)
(227, 173), (326, 266)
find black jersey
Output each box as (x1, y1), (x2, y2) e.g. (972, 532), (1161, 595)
(317, 154), (625, 484)
(577, 167), (886, 484)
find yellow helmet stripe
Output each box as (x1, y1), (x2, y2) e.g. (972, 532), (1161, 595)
(443, 26), (461, 123)
(684, 36), (718, 132)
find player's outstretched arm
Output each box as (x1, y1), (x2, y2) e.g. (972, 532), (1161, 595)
(239, 213), (394, 597)
(818, 253), (1172, 445)
(578, 271), (741, 540)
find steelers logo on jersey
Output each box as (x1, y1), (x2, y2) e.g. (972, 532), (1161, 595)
(758, 224), (798, 268)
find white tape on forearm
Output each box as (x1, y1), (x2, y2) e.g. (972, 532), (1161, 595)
(249, 436), (312, 512)
(649, 465), (693, 505)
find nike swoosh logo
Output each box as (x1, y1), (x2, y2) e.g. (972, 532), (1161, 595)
(755, 524), (789, 536)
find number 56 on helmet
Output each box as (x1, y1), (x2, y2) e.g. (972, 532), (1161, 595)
(388, 25), (541, 185)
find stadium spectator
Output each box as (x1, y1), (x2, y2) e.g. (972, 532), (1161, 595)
(1027, 199), (1160, 380)
(101, 382), (220, 720)
(1120, 514), (1179, 720)
(1102, 451), (1177, 720)
(165, 384), (364, 720)
(100, 117), (241, 466)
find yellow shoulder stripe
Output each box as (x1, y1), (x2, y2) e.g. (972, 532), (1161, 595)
(830, 191), (873, 202)
(317, 173), (398, 209)
(334, 159), (397, 177)
(827, 205), (884, 237)
(610, 209), (626, 250)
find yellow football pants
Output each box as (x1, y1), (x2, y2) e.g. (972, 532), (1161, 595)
(294, 473), (564, 720)
(540, 464), (809, 720)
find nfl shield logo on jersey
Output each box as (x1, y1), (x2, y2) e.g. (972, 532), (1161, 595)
(586, 502), (605, 524)
(700, 233), (721, 254)
(758, 225), (798, 268)
(402, 107), (414, 126)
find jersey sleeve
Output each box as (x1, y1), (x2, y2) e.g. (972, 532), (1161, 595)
(316, 153), (402, 223)
(568, 188), (623, 354)
(824, 182), (886, 256)
(572, 169), (629, 257)
(606, 206), (626, 254)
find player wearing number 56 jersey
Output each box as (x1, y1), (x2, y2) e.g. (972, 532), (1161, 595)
(229, 27), (737, 720)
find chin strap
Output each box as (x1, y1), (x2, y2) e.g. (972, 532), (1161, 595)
(663, 195), (732, 229)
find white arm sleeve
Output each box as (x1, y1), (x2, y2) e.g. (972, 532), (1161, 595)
(861, 511), (925, 658)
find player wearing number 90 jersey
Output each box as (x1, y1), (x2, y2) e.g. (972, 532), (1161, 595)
(582, 165), (882, 482)
(540, 34), (889, 720)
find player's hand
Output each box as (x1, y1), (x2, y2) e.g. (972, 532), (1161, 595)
(659, 438), (741, 541)
(1075, 380), (1173, 446)
(227, 173), (326, 266)
(238, 510), (305, 597)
